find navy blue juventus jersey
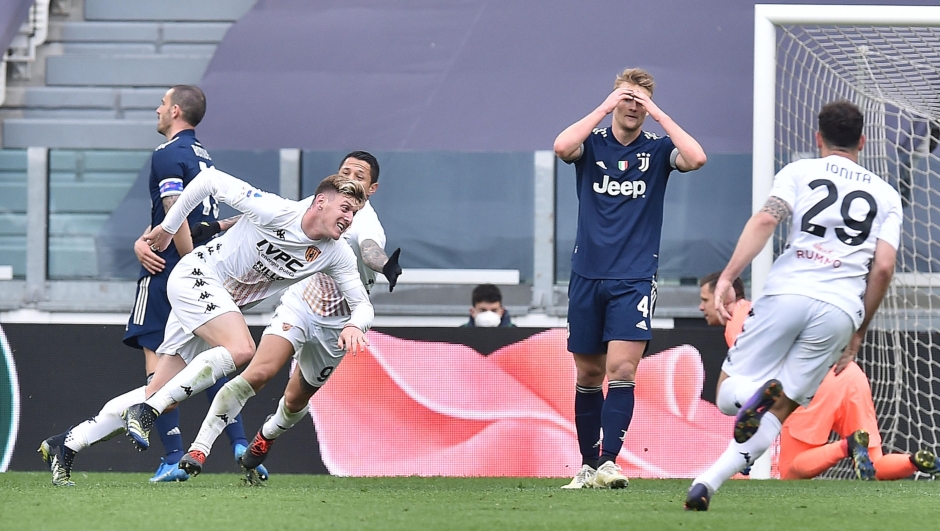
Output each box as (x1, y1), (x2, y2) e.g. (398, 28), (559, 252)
(569, 127), (678, 279)
(144, 129), (218, 279)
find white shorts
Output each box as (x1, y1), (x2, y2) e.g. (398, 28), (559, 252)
(721, 294), (854, 406)
(262, 303), (346, 388)
(156, 253), (241, 361)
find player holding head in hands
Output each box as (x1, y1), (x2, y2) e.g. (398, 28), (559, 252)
(174, 151), (402, 480)
(38, 170), (372, 486)
(685, 101), (902, 510)
(554, 67), (706, 489)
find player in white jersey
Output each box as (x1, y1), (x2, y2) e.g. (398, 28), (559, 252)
(173, 151), (402, 479)
(38, 171), (372, 486)
(685, 101), (901, 511)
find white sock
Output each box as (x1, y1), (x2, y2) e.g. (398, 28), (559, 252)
(66, 386), (146, 452)
(190, 376), (255, 456)
(716, 375), (763, 416)
(261, 397), (309, 440)
(694, 413), (783, 493)
(146, 346), (236, 413)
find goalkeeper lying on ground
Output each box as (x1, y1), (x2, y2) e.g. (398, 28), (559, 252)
(698, 271), (940, 480)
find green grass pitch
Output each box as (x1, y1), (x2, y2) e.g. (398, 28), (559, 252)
(1, 472), (938, 530)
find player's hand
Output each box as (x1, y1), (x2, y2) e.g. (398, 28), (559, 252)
(713, 278), (736, 324)
(134, 236), (165, 274)
(190, 221), (222, 245)
(382, 248), (402, 292)
(143, 225), (173, 253)
(625, 90), (665, 122)
(598, 87), (635, 115)
(338, 325), (369, 356)
(834, 333), (862, 375)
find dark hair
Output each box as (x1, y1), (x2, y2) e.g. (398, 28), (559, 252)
(818, 101), (864, 151)
(699, 272), (746, 301)
(471, 283), (502, 305)
(169, 85), (207, 127)
(341, 150), (380, 184)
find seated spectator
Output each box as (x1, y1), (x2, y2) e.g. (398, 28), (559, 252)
(462, 284), (515, 327)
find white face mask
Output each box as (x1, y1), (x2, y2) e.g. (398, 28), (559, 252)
(473, 310), (501, 327)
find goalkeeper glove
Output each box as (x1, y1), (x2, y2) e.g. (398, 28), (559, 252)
(382, 248), (402, 292)
(191, 221), (222, 245)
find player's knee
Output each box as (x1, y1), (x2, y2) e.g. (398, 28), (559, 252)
(241, 365), (274, 392)
(227, 339), (257, 367)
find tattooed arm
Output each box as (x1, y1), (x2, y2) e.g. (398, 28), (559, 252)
(360, 239), (389, 272)
(713, 196), (792, 321)
(361, 239), (403, 292)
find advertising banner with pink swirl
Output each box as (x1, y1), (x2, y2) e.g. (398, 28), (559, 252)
(310, 328), (735, 479)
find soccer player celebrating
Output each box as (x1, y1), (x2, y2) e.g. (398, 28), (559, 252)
(39, 170), (372, 486)
(553, 67), (706, 489)
(174, 151), (402, 479)
(118, 84), (260, 483)
(685, 101), (902, 510)
(699, 272), (940, 481)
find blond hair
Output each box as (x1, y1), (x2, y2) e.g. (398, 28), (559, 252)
(314, 174), (367, 209)
(614, 68), (655, 96)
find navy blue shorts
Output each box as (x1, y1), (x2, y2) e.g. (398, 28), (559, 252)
(566, 271), (656, 355)
(123, 274), (172, 352)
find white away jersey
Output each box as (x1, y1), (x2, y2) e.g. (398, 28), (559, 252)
(762, 155), (902, 327)
(276, 199), (387, 328)
(161, 167), (367, 314)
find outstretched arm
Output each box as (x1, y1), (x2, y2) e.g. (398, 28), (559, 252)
(715, 196), (792, 322)
(361, 239), (402, 292)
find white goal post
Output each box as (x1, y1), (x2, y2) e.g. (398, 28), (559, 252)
(752, 4), (940, 479)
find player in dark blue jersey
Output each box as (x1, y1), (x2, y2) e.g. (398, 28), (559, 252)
(553, 68), (706, 489)
(121, 85), (260, 482)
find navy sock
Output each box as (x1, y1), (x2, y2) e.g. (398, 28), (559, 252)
(206, 376), (249, 455)
(574, 385), (604, 469)
(154, 407), (183, 464)
(600, 381), (635, 464)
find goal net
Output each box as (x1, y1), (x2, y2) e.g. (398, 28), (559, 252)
(754, 5), (940, 479)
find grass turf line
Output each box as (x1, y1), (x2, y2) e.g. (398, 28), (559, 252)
(1, 472), (938, 531)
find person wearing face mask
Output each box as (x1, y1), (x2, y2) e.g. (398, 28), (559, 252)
(461, 284), (515, 328)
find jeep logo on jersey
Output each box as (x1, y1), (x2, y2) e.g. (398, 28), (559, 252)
(592, 175), (647, 198)
(637, 152), (651, 172)
(255, 239), (305, 273)
(305, 246), (322, 262)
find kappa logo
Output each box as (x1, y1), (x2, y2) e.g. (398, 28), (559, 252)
(635, 320), (648, 331)
(305, 246), (322, 262)
(191, 268), (204, 276)
(596, 161), (607, 170)
(204, 302), (219, 313)
(195, 251), (205, 260)
(193, 279), (207, 288)
(637, 152), (651, 172)
(198, 291), (212, 301)
(275, 229), (286, 240)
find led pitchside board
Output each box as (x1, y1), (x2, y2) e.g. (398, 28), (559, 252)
(0, 325), (20, 472)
